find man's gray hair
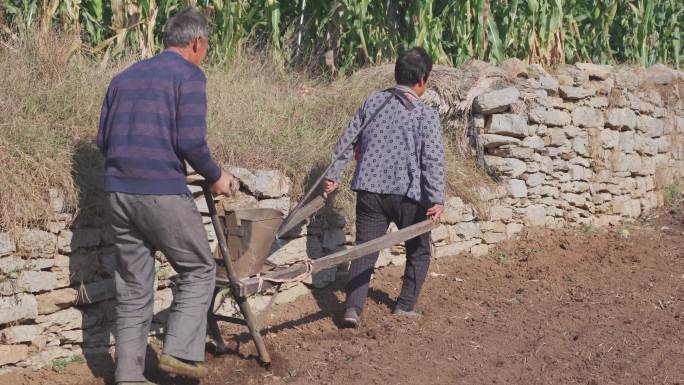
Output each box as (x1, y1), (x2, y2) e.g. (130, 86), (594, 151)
(162, 7), (209, 48)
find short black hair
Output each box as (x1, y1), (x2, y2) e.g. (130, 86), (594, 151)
(394, 47), (433, 86)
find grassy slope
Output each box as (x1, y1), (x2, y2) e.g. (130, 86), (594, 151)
(0, 38), (481, 231)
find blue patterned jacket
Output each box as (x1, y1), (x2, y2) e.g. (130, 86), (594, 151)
(325, 85), (445, 206)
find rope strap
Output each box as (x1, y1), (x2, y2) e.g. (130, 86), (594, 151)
(255, 258), (314, 293)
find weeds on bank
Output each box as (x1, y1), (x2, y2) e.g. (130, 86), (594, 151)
(282, 368), (299, 383)
(0, 36), (487, 232)
(580, 223), (596, 233)
(50, 355), (84, 373)
(0, 267), (24, 283)
(491, 251), (511, 262)
(0, 37), (367, 231)
(664, 184), (683, 205)
(615, 220), (643, 238)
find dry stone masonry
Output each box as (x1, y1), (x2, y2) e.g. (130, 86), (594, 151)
(422, 60), (683, 258)
(0, 62), (682, 373)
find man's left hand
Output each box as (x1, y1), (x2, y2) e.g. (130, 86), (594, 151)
(426, 204), (444, 221)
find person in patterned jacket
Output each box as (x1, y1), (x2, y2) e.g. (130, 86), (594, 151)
(323, 47), (445, 327)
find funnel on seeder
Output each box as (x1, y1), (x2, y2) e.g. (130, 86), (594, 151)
(221, 208), (283, 279)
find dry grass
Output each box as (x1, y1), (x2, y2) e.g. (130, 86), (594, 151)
(0, 36), (119, 230)
(0, 36), (488, 232)
(204, 55), (385, 194)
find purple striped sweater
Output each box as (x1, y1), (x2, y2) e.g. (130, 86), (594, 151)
(97, 50), (221, 195)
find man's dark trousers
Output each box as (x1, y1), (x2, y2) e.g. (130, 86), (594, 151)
(346, 191), (432, 314)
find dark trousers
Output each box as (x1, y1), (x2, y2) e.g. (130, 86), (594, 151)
(346, 191), (432, 313)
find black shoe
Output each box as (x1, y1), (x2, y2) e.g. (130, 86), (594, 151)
(393, 308), (423, 318)
(342, 308), (360, 328)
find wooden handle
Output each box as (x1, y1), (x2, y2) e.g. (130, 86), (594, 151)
(276, 195), (326, 238)
(236, 219), (437, 296)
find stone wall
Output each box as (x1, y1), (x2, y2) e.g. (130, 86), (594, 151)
(0, 61), (682, 372)
(422, 60), (683, 258)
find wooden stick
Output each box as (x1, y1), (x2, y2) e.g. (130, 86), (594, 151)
(236, 219), (437, 296)
(276, 195), (325, 238)
(202, 185), (272, 365)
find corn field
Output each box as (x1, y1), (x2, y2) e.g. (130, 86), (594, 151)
(0, 0), (682, 71)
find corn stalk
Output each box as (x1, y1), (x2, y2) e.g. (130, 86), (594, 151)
(1, 0), (681, 68)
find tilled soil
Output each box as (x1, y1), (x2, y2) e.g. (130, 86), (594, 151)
(3, 204), (683, 385)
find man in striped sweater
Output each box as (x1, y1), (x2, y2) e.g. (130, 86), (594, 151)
(97, 8), (236, 385)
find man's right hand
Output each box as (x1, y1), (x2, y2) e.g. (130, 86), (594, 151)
(323, 179), (339, 198)
(211, 170), (240, 196)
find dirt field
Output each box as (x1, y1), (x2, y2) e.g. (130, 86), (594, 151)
(3, 204), (683, 385)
